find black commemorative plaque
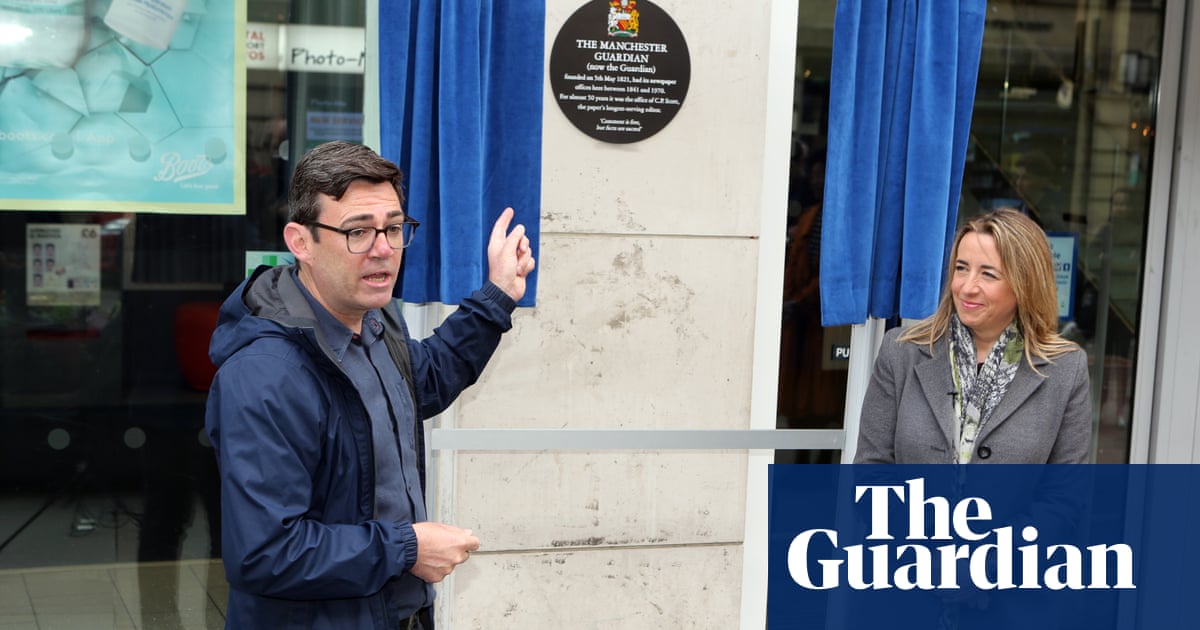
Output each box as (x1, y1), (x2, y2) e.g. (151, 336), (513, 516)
(549, 0), (691, 143)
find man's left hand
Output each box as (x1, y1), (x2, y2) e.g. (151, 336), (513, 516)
(487, 207), (536, 301)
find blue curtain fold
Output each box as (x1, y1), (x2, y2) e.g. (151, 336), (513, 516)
(379, 1), (544, 306)
(820, 0), (986, 326)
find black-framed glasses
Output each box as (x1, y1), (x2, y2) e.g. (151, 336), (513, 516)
(307, 219), (420, 253)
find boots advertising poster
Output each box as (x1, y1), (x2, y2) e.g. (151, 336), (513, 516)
(0, 0), (243, 214)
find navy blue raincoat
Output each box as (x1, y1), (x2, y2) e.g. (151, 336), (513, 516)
(205, 265), (513, 629)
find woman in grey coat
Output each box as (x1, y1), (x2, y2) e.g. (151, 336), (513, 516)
(855, 209), (1092, 464)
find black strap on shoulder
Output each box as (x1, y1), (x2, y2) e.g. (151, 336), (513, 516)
(379, 300), (427, 494)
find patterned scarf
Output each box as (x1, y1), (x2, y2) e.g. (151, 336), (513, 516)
(948, 314), (1023, 463)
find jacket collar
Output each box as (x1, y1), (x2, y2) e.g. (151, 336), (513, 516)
(912, 335), (1049, 451)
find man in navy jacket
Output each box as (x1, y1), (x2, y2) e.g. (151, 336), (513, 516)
(205, 141), (535, 629)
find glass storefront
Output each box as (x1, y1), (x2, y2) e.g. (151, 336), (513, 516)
(0, 0), (366, 624)
(778, 0), (1165, 464)
(969, 0), (1163, 463)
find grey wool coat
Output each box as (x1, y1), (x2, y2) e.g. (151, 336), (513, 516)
(854, 327), (1092, 464)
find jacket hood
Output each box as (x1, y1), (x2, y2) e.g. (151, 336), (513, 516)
(209, 265), (320, 368)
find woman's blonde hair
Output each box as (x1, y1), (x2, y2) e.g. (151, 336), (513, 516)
(899, 208), (1078, 367)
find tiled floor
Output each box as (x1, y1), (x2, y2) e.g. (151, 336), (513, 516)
(0, 560), (228, 630)
(0, 493), (226, 629)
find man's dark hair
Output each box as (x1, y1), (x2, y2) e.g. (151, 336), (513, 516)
(287, 141), (406, 238)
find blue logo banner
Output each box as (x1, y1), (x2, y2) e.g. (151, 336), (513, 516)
(768, 465), (1199, 629)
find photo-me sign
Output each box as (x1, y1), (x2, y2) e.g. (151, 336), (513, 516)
(549, 0), (690, 143)
(246, 23), (365, 74)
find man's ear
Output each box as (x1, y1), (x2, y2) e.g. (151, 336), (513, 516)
(283, 222), (313, 264)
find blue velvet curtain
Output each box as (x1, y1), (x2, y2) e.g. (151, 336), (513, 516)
(378, 1), (544, 306)
(820, 0), (987, 326)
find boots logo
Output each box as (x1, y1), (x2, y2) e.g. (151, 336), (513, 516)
(153, 152), (215, 183)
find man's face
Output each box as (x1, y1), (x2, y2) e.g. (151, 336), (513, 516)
(297, 180), (405, 331)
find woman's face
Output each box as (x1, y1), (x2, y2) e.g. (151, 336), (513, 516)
(951, 232), (1018, 341)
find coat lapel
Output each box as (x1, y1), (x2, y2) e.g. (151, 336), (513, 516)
(977, 356), (1048, 442)
(913, 338), (957, 452)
